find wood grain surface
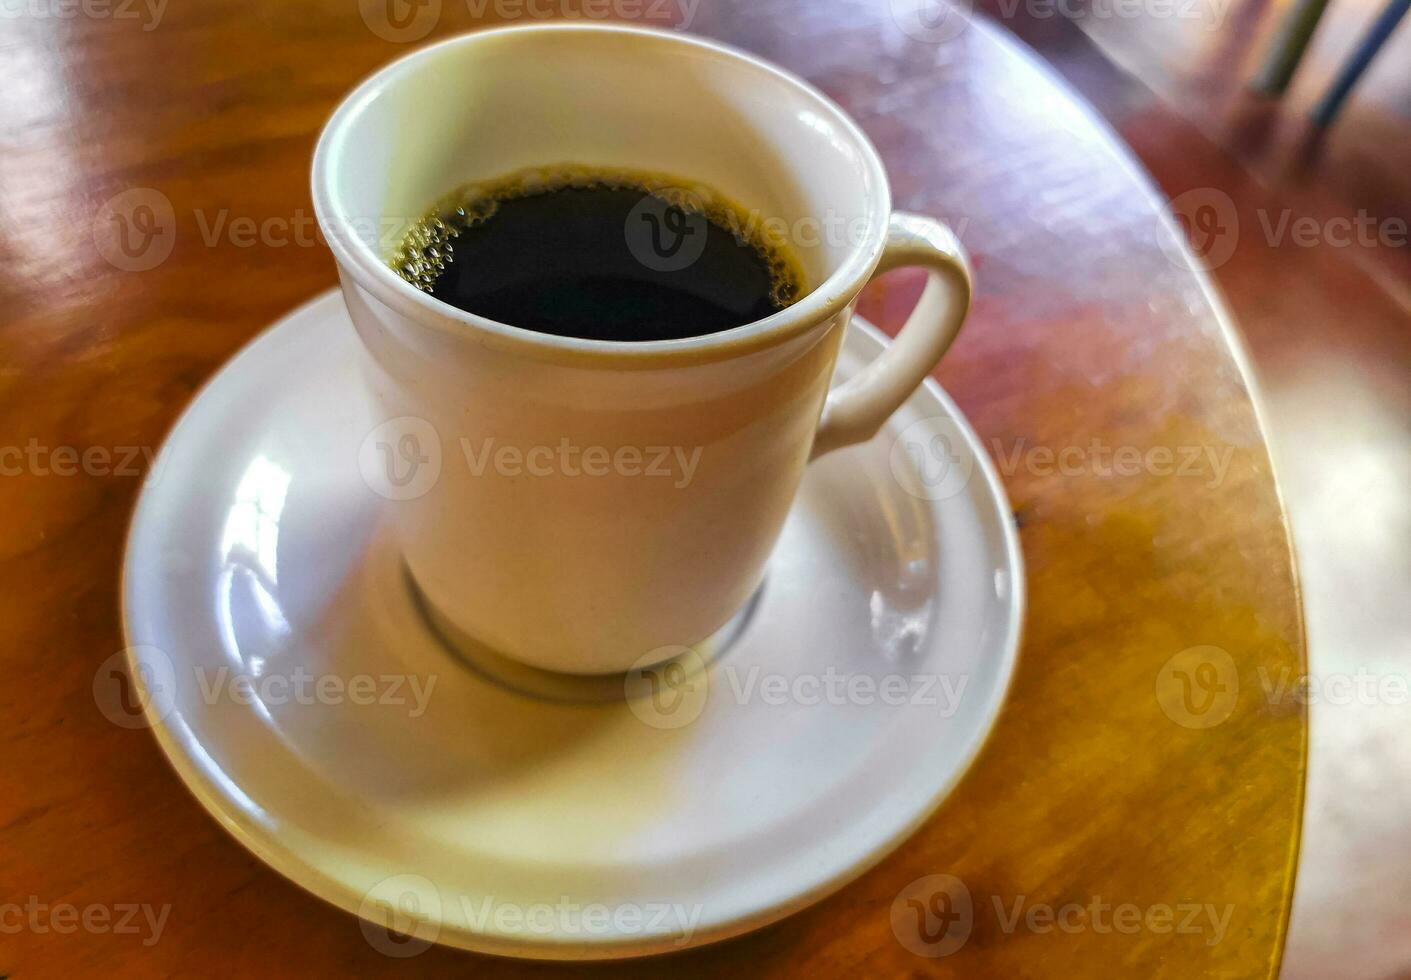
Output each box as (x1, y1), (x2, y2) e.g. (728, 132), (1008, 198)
(0, 0), (1305, 975)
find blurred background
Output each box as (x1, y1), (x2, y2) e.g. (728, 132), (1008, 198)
(969, 1), (1409, 974)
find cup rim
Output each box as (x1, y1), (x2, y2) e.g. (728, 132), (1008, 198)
(311, 23), (892, 363)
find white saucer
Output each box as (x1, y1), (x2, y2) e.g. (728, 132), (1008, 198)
(121, 290), (1023, 959)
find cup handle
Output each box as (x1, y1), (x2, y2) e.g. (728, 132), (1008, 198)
(810, 211), (972, 460)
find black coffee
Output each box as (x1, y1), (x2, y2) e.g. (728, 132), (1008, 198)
(391, 167), (803, 342)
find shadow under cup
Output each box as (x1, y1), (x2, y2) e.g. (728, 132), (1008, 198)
(313, 26), (892, 676)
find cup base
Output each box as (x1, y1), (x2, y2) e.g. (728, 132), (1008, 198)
(404, 562), (765, 704)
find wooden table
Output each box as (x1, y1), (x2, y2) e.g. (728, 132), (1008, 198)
(0, 1), (1306, 975)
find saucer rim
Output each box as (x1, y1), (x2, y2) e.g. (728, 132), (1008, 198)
(120, 288), (1026, 960)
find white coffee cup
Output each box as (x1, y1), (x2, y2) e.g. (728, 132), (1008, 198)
(313, 23), (971, 675)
